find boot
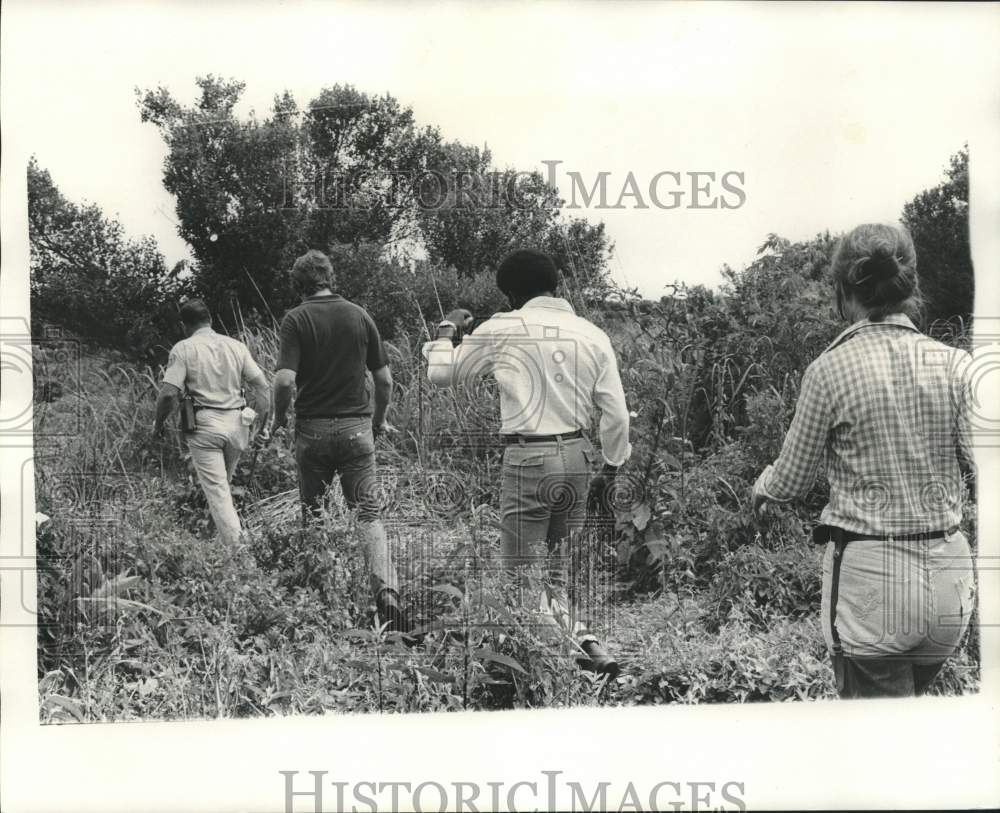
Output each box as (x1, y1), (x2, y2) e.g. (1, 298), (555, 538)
(375, 588), (416, 643)
(576, 638), (620, 678)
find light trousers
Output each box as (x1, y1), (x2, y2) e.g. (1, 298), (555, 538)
(186, 410), (249, 546)
(821, 529), (975, 697)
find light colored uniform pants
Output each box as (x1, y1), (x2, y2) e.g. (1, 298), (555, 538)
(186, 409), (249, 545)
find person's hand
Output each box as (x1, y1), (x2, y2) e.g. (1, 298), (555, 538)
(373, 420), (398, 441)
(261, 415), (286, 446)
(588, 464), (618, 514)
(751, 465), (774, 518)
(436, 308), (474, 345)
(253, 424), (271, 448)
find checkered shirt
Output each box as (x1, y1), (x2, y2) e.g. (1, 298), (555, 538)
(762, 313), (972, 535)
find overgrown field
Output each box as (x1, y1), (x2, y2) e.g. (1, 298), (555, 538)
(33, 238), (979, 721)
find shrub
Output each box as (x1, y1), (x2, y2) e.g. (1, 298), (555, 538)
(704, 543), (822, 632)
(28, 159), (187, 361)
(620, 605), (836, 704)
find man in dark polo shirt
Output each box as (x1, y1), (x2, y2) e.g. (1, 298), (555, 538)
(270, 249), (408, 633)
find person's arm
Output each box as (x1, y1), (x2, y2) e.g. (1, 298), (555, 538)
(752, 362), (831, 514)
(953, 348), (976, 477)
(242, 348), (271, 430)
(271, 369), (296, 432)
(154, 345), (187, 435)
(586, 337), (632, 514)
(592, 337), (632, 468)
(153, 382), (182, 435)
(271, 314), (300, 432)
(363, 313), (395, 436)
(372, 365), (392, 433)
(422, 310), (494, 389)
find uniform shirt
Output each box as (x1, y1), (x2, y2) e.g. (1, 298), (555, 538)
(422, 296), (632, 466)
(163, 326), (267, 409)
(762, 313), (972, 535)
(277, 293), (388, 418)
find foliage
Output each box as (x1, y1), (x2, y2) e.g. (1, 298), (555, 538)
(616, 598), (837, 704)
(27, 159), (186, 359)
(415, 141), (613, 284)
(32, 142), (979, 720)
(33, 283), (980, 721)
(136, 79), (439, 321)
(902, 146), (973, 330)
(136, 78), (612, 330)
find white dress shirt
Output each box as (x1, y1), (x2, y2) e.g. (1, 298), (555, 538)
(422, 296), (632, 466)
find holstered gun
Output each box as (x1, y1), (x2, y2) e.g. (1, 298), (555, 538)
(179, 396), (197, 434)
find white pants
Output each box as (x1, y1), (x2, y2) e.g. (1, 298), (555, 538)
(186, 410), (249, 545)
(821, 529), (974, 660)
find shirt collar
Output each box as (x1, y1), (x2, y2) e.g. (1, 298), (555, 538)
(192, 326), (215, 337)
(520, 295), (575, 313)
(824, 312), (920, 353)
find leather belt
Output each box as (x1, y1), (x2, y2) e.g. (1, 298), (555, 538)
(502, 429), (584, 445)
(813, 524), (958, 545)
(298, 413), (371, 420)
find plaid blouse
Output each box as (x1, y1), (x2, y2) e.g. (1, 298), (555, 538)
(762, 313), (972, 535)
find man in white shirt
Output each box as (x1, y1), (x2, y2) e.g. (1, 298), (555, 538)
(422, 249), (631, 675)
(154, 299), (270, 546)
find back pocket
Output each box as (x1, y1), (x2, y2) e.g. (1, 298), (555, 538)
(503, 446), (547, 468)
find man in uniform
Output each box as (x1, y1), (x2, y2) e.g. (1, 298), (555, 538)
(154, 299), (270, 545)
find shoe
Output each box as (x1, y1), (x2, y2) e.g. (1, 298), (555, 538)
(375, 588), (418, 645)
(576, 638), (620, 678)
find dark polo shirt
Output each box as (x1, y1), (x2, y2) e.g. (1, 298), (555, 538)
(277, 294), (388, 418)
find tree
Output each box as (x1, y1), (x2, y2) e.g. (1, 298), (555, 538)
(138, 79), (614, 324)
(137, 78), (444, 324)
(28, 158), (183, 358)
(415, 141), (613, 290)
(901, 147), (973, 329)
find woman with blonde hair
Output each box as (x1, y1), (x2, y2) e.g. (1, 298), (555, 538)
(752, 222), (976, 699)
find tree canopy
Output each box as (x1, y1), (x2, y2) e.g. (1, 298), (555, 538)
(136, 77), (613, 325)
(28, 158), (184, 357)
(902, 146), (973, 329)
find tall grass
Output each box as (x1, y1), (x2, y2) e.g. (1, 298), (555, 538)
(34, 263), (980, 722)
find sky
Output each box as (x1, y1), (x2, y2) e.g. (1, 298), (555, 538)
(4, 1), (999, 298)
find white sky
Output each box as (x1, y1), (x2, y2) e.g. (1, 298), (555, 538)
(4, 1), (999, 297)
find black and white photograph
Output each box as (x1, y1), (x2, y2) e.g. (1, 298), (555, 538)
(2, 2), (999, 811)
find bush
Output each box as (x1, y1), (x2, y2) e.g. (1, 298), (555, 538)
(28, 159), (187, 361)
(620, 604), (835, 704)
(34, 192), (981, 718)
(704, 543), (822, 631)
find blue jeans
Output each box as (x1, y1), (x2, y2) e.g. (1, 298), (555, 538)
(294, 417), (397, 594)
